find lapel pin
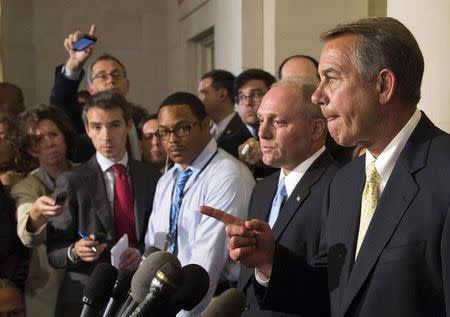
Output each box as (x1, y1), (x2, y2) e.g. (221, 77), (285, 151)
(296, 195), (300, 202)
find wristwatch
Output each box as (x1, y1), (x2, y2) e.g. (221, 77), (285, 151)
(70, 243), (80, 261)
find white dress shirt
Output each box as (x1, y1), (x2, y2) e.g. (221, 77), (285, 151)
(145, 139), (255, 316)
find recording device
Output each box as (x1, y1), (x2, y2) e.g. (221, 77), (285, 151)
(91, 232), (107, 243)
(240, 143), (250, 156)
(73, 34), (97, 51)
(80, 263), (118, 317)
(117, 250), (181, 317)
(201, 288), (247, 317)
(129, 262), (182, 317)
(53, 191), (67, 206)
(141, 246), (161, 262)
(102, 269), (133, 317)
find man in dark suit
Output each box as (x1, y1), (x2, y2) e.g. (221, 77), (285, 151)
(47, 91), (160, 315)
(238, 77), (339, 316)
(198, 69), (252, 158)
(201, 17), (450, 316)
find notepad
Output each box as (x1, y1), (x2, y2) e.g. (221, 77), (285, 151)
(110, 233), (128, 269)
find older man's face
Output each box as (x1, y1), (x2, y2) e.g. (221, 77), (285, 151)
(311, 34), (379, 148)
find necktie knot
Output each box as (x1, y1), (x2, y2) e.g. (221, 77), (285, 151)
(366, 161), (381, 187)
(176, 169), (193, 189)
(112, 164), (126, 179)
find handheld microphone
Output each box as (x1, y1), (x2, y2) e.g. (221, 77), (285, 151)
(118, 250), (181, 317)
(129, 262), (182, 316)
(200, 288), (247, 317)
(102, 269), (132, 317)
(151, 263), (210, 316)
(80, 263), (118, 317)
(113, 246), (161, 316)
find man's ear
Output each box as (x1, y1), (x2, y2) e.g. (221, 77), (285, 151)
(218, 88), (227, 101)
(311, 118), (326, 141)
(376, 68), (396, 105)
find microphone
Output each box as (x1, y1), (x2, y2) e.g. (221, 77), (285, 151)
(118, 250), (181, 317)
(129, 262), (182, 316)
(102, 269), (133, 317)
(112, 246), (161, 316)
(151, 263), (210, 316)
(200, 288), (246, 317)
(80, 263), (118, 317)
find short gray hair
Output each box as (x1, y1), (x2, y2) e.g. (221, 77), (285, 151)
(322, 17), (424, 106)
(272, 76), (325, 123)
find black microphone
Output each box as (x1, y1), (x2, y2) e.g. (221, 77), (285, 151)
(118, 250), (181, 317)
(200, 288), (246, 317)
(129, 262), (182, 317)
(80, 263), (118, 317)
(152, 263), (210, 316)
(102, 269), (133, 317)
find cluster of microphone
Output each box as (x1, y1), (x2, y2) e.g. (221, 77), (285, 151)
(79, 246), (246, 317)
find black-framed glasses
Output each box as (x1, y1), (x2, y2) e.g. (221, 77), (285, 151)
(236, 90), (265, 105)
(91, 70), (126, 82)
(156, 122), (198, 141)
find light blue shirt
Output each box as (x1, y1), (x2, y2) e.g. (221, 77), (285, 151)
(145, 139), (255, 316)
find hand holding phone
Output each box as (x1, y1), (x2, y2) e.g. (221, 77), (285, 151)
(72, 34), (97, 51)
(54, 191), (67, 206)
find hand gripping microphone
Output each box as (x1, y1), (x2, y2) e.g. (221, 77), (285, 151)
(200, 288), (247, 317)
(80, 263), (118, 317)
(129, 262), (182, 317)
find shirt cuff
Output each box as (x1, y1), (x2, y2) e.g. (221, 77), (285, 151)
(62, 65), (82, 80)
(255, 269), (270, 287)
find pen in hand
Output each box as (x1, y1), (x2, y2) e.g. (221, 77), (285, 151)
(78, 230), (97, 253)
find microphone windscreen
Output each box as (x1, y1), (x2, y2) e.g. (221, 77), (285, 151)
(111, 269), (133, 300)
(142, 246), (161, 259)
(174, 264), (210, 311)
(131, 251), (181, 303)
(200, 288), (246, 317)
(83, 263), (118, 309)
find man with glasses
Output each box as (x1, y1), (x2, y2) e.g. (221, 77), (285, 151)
(235, 69), (277, 179)
(144, 92), (254, 316)
(50, 25), (144, 162)
(138, 114), (169, 173)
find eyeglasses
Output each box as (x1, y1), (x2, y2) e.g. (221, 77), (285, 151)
(91, 71), (126, 82)
(236, 90), (265, 105)
(141, 132), (158, 141)
(156, 122), (198, 141)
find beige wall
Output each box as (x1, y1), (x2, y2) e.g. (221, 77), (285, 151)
(388, 0), (450, 132)
(2, 0), (167, 114)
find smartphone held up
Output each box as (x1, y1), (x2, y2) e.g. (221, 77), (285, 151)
(72, 34), (97, 51)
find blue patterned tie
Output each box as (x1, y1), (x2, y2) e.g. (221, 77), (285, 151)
(168, 168), (193, 254)
(268, 177), (287, 228)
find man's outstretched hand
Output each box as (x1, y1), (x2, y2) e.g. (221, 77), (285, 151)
(199, 205), (275, 276)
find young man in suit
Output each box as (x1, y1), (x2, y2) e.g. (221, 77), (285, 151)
(201, 17), (450, 316)
(198, 70), (252, 158)
(47, 91), (160, 316)
(238, 76), (339, 316)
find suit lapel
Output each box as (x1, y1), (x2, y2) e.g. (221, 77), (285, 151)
(341, 113), (436, 314)
(129, 160), (144, 240)
(86, 157), (115, 235)
(272, 151), (332, 239)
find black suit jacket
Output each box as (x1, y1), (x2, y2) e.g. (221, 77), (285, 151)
(217, 112), (253, 158)
(239, 150), (339, 317)
(47, 156), (160, 305)
(257, 112), (450, 316)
